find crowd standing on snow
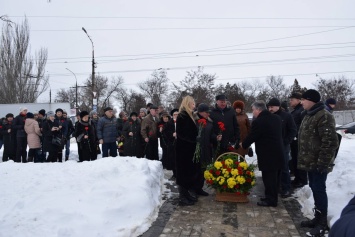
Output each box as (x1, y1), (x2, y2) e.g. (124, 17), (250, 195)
(0, 89), (353, 236)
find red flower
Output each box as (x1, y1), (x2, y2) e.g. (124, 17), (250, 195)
(197, 118), (207, 127)
(215, 170), (221, 176)
(209, 169), (214, 174)
(217, 121), (225, 131)
(84, 126), (89, 131)
(158, 124), (164, 128)
(246, 178), (252, 183)
(149, 131), (153, 136)
(61, 120), (64, 123)
(227, 146), (234, 151)
(227, 168), (232, 172)
(221, 161), (225, 165)
(236, 191), (241, 195)
(246, 171), (251, 175)
(235, 184), (239, 188)
(223, 185), (227, 189)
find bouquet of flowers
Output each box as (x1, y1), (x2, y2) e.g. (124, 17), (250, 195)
(214, 121), (226, 159)
(193, 118), (207, 163)
(204, 152), (256, 195)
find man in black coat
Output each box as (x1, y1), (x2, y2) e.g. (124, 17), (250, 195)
(289, 92), (307, 188)
(1, 113), (16, 161)
(241, 100), (284, 207)
(13, 107), (28, 163)
(267, 98), (297, 198)
(209, 94), (240, 157)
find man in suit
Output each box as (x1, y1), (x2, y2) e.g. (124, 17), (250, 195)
(241, 100), (284, 207)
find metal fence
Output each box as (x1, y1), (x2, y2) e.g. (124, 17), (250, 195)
(333, 110), (355, 125)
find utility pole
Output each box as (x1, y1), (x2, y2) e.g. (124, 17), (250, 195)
(49, 89), (51, 104)
(82, 27), (96, 111)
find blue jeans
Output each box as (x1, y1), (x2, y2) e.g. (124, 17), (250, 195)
(102, 142), (117, 158)
(280, 144), (291, 193)
(308, 170), (328, 214)
(65, 139), (70, 157)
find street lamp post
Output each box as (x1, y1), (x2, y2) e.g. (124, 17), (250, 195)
(66, 68), (79, 114)
(82, 27), (96, 111)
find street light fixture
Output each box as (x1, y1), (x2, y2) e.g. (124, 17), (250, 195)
(82, 27), (96, 111)
(66, 68), (79, 114)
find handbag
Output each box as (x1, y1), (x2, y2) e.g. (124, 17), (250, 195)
(52, 136), (63, 147)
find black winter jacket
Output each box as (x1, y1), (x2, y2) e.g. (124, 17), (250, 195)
(209, 105), (240, 149)
(13, 113), (27, 138)
(274, 109), (297, 146)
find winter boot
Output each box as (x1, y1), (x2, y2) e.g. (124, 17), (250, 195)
(28, 156), (34, 162)
(306, 212), (329, 237)
(178, 186), (194, 206)
(301, 208), (321, 228)
(187, 190), (198, 202)
(65, 156), (69, 161)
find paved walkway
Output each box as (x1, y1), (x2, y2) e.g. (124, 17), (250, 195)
(142, 175), (309, 237)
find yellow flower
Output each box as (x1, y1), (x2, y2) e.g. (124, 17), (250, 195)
(217, 176), (225, 185)
(251, 181), (255, 186)
(227, 178), (237, 188)
(231, 169), (239, 176)
(239, 162), (248, 170)
(225, 158), (233, 167)
(204, 171), (212, 180)
(236, 176), (246, 184)
(214, 161), (223, 170)
(222, 169), (230, 177)
(250, 172), (254, 177)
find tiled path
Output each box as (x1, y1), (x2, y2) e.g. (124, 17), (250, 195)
(142, 175), (310, 237)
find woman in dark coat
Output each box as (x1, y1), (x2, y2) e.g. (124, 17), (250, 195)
(158, 112), (171, 168)
(1, 113), (16, 161)
(74, 111), (97, 162)
(176, 95), (199, 206)
(122, 112), (142, 158)
(42, 111), (62, 162)
(163, 109), (179, 175)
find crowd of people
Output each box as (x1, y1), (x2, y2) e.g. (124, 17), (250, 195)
(0, 89), (351, 236)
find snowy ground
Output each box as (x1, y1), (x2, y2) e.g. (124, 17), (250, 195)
(0, 131), (354, 236)
(0, 140), (170, 237)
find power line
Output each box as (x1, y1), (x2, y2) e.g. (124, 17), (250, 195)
(8, 16), (355, 20)
(30, 26), (355, 32)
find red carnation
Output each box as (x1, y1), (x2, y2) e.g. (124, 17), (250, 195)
(223, 185), (227, 189)
(209, 169), (214, 174)
(197, 118), (207, 127)
(217, 122), (225, 132)
(84, 127), (89, 131)
(158, 124), (164, 128)
(227, 146), (234, 151)
(227, 168), (232, 172)
(236, 191), (241, 195)
(215, 170), (221, 176)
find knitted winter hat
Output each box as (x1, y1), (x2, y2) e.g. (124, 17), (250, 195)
(267, 98), (281, 107)
(289, 92), (302, 100)
(139, 108), (147, 114)
(232, 100), (245, 110)
(26, 112), (34, 119)
(326, 98), (337, 105)
(6, 113), (14, 119)
(20, 107), (28, 113)
(302, 89), (321, 103)
(89, 110), (98, 117)
(46, 111), (55, 117)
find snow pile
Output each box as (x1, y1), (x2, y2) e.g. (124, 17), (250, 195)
(0, 158), (164, 237)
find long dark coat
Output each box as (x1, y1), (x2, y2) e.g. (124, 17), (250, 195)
(176, 110), (199, 189)
(1, 120), (16, 159)
(42, 119), (62, 153)
(122, 118), (143, 158)
(163, 118), (177, 171)
(73, 120), (97, 161)
(242, 110), (284, 171)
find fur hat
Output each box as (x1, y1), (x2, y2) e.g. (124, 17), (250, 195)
(38, 109), (46, 116)
(80, 111), (89, 119)
(232, 100), (245, 110)
(161, 112), (171, 118)
(170, 108), (179, 116)
(267, 98), (281, 107)
(55, 108), (64, 114)
(130, 112), (138, 117)
(26, 112), (34, 119)
(302, 89), (321, 103)
(6, 113), (14, 119)
(289, 92), (302, 100)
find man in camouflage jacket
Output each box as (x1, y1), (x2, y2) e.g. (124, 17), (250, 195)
(298, 89), (339, 236)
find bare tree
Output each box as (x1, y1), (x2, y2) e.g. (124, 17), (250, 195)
(138, 69), (169, 106)
(315, 76), (355, 110)
(265, 75), (290, 101)
(0, 18), (49, 103)
(54, 88), (76, 108)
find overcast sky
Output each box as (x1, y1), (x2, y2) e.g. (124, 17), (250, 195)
(2, 0), (355, 102)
